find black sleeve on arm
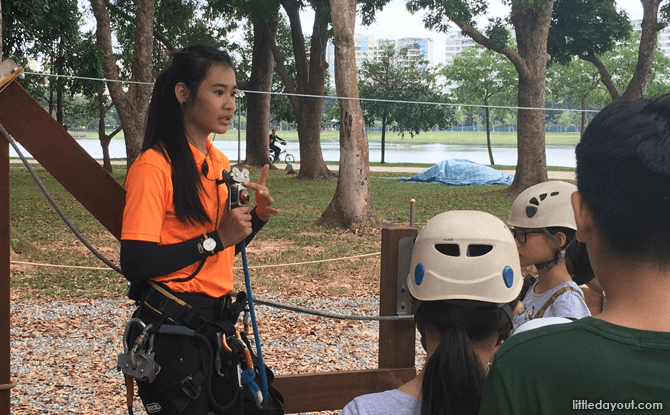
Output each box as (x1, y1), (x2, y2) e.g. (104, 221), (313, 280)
(235, 207), (268, 255)
(121, 234), (222, 282)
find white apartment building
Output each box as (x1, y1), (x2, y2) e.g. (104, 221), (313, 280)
(326, 35), (434, 88)
(444, 30), (476, 65)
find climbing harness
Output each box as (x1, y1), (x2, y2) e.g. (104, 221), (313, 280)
(117, 280), (273, 414)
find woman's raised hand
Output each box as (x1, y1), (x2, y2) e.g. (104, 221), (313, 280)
(243, 164), (279, 222)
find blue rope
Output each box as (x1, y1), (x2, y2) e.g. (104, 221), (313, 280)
(241, 239), (269, 406)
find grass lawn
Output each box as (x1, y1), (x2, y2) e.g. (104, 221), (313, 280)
(8, 163), (572, 299)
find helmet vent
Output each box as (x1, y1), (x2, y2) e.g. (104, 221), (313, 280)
(467, 244), (493, 257)
(551, 191), (559, 196)
(539, 193), (547, 201)
(526, 206), (538, 218)
(435, 244), (460, 257)
(529, 197), (540, 206)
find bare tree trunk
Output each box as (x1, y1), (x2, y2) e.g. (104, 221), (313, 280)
(276, 0), (335, 180)
(56, 88), (63, 126)
(381, 108), (387, 164)
(620, 0), (667, 100)
(90, 0), (153, 169)
(580, 98), (586, 138)
(245, 19), (277, 167)
(485, 104), (494, 165)
(446, 2), (551, 195)
(505, 2), (552, 194)
(98, 93), (112, 173)
(317, 0), (379, 228)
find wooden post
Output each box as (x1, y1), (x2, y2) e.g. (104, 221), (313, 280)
(0, 119), (10, 415)
(379, 227), (418, 370)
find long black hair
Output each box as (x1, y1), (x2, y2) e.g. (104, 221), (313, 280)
(143, 44), (235, 225)
(415, 300), (513, 415)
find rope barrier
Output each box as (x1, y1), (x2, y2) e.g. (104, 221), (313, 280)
(9, 252), (380, 272)
(21, 71), (599, 113)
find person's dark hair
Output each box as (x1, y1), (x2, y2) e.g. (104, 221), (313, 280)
(143, 44), (236, 225)
(575, 94), (670, 268)
(415, 300), (513, 415)
(545, 226), (595, 285)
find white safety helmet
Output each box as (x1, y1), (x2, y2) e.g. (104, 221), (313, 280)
(508, 181), (577, 230)
(407, 211), (523, 304)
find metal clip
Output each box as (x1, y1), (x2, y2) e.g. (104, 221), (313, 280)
(117, 318), (161, 383)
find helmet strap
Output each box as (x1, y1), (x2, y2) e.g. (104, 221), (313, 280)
(534, 229), (575, 272)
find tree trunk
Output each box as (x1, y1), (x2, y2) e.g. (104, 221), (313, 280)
(580, 98), (586, 138)
(245, 19), (277, 167)
(277, 0), (335, 180)
(98, 93), (112, 173)
(381, 107), (387, 164)
(90, 0), (153, 169)
(620, 0), (667, 100)
(56, 88), (63, 126)
(485, 104), (494, 165)
(505, 2), (552, 194)
(317, 0), (379, 228)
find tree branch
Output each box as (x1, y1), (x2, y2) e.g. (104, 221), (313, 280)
(578, 52), (620, 101)
(448, 14), (529, 80)
(620, 0), (666, 100)
(267, 31), (299, 111)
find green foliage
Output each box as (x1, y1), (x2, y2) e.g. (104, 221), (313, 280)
(548, 0), (631, 66)
(358, 45), (452, 138)
(443, 44), (517, 119)
(1, 0), (48, 55)
(357, 0), (395, 26)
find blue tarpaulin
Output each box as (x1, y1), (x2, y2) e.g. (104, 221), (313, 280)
(397, 159), (514, 186)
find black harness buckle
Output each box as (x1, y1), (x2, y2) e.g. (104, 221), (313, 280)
(180, 375), (202, 400)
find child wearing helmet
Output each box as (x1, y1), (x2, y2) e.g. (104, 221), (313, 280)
(340, 211), (523, 415)
(508, 181), (591, 332)
(479, 94), (670, 415)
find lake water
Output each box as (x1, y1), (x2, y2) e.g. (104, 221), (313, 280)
(10, 139), (577, 168)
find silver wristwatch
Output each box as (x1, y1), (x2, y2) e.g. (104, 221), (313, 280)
(202, 234), (217, 255)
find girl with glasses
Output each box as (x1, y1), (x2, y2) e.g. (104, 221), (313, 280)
(508, 181), (593, 333)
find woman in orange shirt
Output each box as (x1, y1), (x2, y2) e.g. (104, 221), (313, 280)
(120, 45), (279, 415)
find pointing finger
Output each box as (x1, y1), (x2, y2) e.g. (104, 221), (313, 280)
(257, 164), (269, 186)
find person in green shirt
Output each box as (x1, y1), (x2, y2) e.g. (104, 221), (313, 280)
(479, 94), (670, 414)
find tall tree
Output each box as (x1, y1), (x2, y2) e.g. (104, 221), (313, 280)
(90, 0), (154, 168)
(549, 0), (669, 101)
(270, 0), (335, 180)
(443, 44), (517, 164)
(408, 0), (555, 194)
(359, 44), (451, 163)
(243, 17), (279, 167)
(318, 0), (379, 228)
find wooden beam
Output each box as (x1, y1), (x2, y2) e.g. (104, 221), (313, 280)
(273, 368), (416, 413)
(0, 81), (126, 239)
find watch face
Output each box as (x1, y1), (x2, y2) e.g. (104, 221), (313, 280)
(203, 238), (217, 252)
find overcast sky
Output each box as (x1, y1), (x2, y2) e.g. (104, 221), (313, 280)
(299, 0), (646, 64)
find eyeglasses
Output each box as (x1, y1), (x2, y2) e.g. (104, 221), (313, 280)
(511, 228), (544, 243)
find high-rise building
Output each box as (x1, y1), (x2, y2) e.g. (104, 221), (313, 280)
(444, 30), (476, 65)
(326, 35), (434, 88)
